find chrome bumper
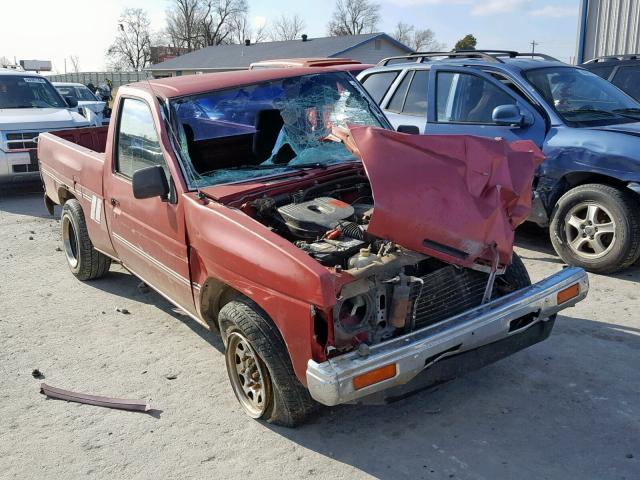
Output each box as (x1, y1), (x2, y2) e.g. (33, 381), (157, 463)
(307, 267), (588, 406)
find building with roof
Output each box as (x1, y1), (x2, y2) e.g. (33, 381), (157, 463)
(147, 33), (412, 78)
(576, 0), (640, 63)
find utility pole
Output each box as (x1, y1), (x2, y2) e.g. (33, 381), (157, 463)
(531, 40), (539, 55)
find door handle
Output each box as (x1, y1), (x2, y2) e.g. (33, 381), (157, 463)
(110, 198), (120, 207)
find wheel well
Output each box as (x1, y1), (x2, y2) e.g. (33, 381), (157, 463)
(562, 172), (627, 190)
(57, 187), (76, 205)
(548, 172), (630, 213)
(198, 277), (243, 330)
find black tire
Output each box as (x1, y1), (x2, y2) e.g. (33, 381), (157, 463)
(218, 299), (316, 427)
(496, 252), (531, 295)
(60, 199), (111, 281)
(549, 184), (640, 274)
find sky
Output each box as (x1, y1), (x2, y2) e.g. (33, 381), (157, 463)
(0, 0), (581, 73)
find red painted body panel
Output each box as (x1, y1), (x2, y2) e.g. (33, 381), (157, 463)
(349, 127), (545, 268)
(38, 130), (116, 257)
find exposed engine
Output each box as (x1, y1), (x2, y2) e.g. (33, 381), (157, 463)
(251, 175), (512, 352)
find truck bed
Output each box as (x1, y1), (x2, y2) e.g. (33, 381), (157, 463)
(38, 125), (115, 257)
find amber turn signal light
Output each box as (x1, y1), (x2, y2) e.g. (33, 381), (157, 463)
(353, 363), (397, 390)
(557, 284), (580, 304)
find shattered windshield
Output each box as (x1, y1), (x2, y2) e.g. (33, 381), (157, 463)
(170, 72), (386, 188)
(524, 67), (640, 127)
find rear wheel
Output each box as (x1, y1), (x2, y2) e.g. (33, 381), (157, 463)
(61, 199), (111, 280)
(549, 184), (640, 274)
(219, 300), (316, 427)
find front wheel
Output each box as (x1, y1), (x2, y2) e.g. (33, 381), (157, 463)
(549, 184), (640, 274)
(219, 300), (316, 427)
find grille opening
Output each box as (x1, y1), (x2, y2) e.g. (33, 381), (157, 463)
(408, 265), (487, 330)
(424, 344), (462, 367)
(508, 314), (535, 332)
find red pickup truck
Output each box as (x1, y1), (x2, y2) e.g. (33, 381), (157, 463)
(38, 68), (588, 426)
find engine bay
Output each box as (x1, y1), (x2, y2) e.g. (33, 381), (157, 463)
(251, 175), (376, 270)
(246, 173), (520, 352)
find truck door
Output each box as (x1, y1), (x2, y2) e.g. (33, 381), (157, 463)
(104, 96), (195, 315)
(426, 66), (546, 146)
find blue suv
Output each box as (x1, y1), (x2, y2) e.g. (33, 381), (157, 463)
(358, 50), (640, 274)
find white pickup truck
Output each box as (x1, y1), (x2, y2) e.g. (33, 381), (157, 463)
(0, 69), (89, 183)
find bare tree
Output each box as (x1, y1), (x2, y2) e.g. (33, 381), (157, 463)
(392, 22), (445, 51)
(0, 56), (12, 67)
(230, 15), (268, 44)
(69, 55), (80, 73)
(106, 8), (152, 71)
(328, 0), (380, 36)
(270, 14), (305, 41)
(200, 0), (248, 46)
(166, 0), (201, 51)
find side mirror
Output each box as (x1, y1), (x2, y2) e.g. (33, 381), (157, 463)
(397, 125), (420, 134)
(132, 165), (169, 200)
(65, 95), (78, 108)
(492, 104), (530, 127)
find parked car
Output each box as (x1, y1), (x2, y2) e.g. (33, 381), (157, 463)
(53, 82), (111, 126)
(0, 69), (89, 182)
(581, 54), (640, 101)
(358, 50), (640, 274)
(249, 57), (373, 76)
(38, 68), (588, 426)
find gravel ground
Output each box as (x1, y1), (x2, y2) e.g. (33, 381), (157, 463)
(1, 188), (639, 480)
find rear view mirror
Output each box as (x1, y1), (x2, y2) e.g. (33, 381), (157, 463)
(397, 125), (420, 134)
(492, 104), (531, 127)
(65, 96), (78, 108)
(132, 165), (169, 200)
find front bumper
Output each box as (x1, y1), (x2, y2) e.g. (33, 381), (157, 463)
(307, 266), (588, 406)
(0, 149), (40, 183)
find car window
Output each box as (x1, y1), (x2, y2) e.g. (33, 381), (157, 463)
(402, 70), (429, 116)
(360, 71), (399, 103)
(116, 98), (165, 179)
(585, 64), (615, 80)
(611, 66), (640, 101)
(75, 86), (98, 101)
(386, 71), (412, 112)
(0, 75), (66, 109)
(436, 72), (515, 124)
(524, 67), (640, 127)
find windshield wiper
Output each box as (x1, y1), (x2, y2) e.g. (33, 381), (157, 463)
(562, 108), (618, 117)
(612, 108), (640, 118)
(200, 163), (287, 176)
(0, 105), (34, 109)
(285, 162), (330, 170)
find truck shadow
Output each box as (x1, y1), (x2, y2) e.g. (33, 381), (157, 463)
(0, 188), (50, 218)
(266, 315), (640, 480)
(86, 269), (224, 354)
(514, 222), (563, 264)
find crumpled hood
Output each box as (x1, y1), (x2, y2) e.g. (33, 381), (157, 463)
(348, 127), (545, 269)
(0, 108), (88, 131)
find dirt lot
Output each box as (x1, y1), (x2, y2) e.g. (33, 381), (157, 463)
(1, 188), (639, 480)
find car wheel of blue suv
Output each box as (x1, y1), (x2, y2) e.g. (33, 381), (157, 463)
(550, 183), (640, 274)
